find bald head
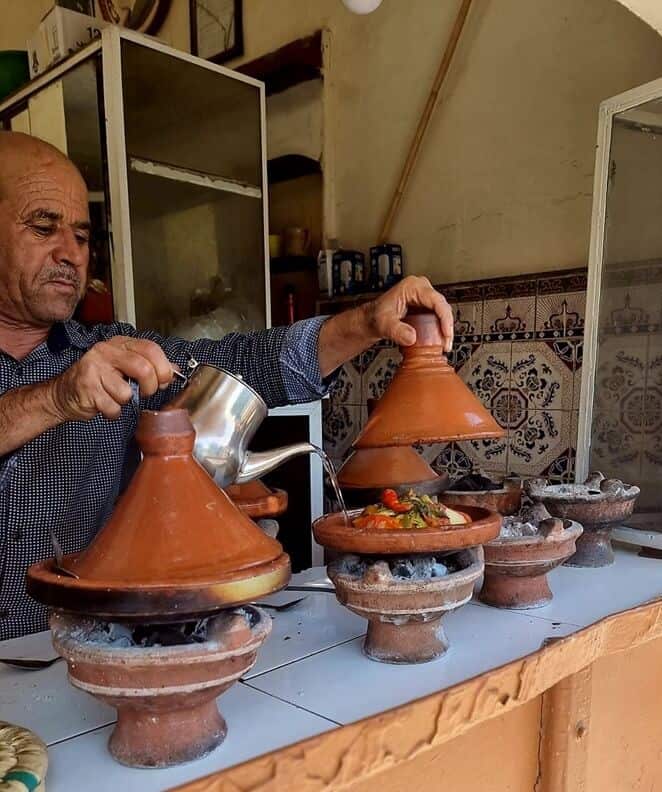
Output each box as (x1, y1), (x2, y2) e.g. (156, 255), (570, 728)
(0, 131), (90, 330)
(0, 131), (85, 201)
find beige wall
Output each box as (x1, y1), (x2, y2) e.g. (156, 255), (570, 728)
(226, 0), (662, 282)
(4, 0), (662, 282)
(617, 0), (662, 33)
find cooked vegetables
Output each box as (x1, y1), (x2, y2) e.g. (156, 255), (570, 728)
(353, 489), (469, 531)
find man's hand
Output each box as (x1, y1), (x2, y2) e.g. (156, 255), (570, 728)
(48, 336), (174, 421)
(317, 275), (454, 378)
(362, 275), (454, 353)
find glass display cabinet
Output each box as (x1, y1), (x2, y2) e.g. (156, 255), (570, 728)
(579, 76), (662, 542)
(0, 27), (324, 568)
(0, 26), (270, 335)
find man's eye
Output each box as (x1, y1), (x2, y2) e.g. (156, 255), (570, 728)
(32, 224), (54, 237)
(75, 233), (90, 245)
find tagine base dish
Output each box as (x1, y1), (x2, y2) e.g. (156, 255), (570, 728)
(50, 607), (271, 768)
(314, 506), (500, 556)
(27, 554), (290, 622)
(328, 549), (483, 664)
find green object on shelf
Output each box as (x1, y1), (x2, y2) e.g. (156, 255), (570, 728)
(0, 51), (30, 102)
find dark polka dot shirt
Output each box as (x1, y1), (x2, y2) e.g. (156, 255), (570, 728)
(0, 317), (328, 640)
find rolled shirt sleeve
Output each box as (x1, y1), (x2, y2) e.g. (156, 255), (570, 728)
(108, 317), (333, 410)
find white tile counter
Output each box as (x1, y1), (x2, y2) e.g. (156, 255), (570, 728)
(1, 547), (661, 792)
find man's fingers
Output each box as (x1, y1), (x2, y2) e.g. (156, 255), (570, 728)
(109, 349), (159, 396)
(406, 277), (454, 352)
(99, 372), (133, 407)
(93, 388), (124, 420)
(108, 336), (174, 389)
(390, 320), (417, 347)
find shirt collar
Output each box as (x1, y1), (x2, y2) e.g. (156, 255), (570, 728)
(47, 321), (94, 354)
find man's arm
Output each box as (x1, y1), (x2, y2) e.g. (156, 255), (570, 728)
(0, 380), (63, 456)
(0, 336), (173, 456)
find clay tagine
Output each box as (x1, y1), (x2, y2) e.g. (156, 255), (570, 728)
(329, 549), (483, 663)
(525, 472), (640, 568)
(50, 607), (270, 767)
(443, 474), (523, 516)
(27, 409), (291, 621)
(354, 311), (504, 448)
(479, 502), (583, 609)
(338, 395), (450, 506)
(314, 505), (500, 663)
(226, 478), (288, 519)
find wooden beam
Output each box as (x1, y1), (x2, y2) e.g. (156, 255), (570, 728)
(170, 598), (662, 792)
(537, 667), (592, 792)
(238, 33), (323, 97)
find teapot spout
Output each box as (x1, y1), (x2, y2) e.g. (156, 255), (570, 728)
(236, 443), (318, 484)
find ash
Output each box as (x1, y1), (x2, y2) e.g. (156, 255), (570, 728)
(500, 517), (539, 538)
(337, 553), (460, 580)
(70, 618), (214, 648)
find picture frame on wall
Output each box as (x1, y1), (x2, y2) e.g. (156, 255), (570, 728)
(189, 0), (243, 64)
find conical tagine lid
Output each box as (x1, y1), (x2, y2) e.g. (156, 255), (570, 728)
(338, 445), (438, 489)
(354, 311), (504, 448)
(27, 409), (290, 620)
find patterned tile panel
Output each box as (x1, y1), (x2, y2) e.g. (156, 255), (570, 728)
(450, 301), (483, 342)
(600, 285), (661, 335)
(535, 292), (586, 338)
(457, 436), (509, 478)
(460, 342), (512, 415)
(328, 358), (362, 406)
(322, 402), (367, 461)
(593, 335), (647, 414)
(363, 347), (402, 402)
(507, 410), (571, 477)
(510, 342), (573, 412)
(483, 296), (536, 342)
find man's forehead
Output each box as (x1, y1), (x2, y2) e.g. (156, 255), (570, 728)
(12, 170), (89, 221)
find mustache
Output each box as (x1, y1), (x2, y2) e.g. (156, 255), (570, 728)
(40, 269), (82, 289)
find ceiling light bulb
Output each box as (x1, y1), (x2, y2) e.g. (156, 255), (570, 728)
(341, 0), (384, 14)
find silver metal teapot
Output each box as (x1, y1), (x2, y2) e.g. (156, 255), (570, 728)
(165, 362), (318, 488)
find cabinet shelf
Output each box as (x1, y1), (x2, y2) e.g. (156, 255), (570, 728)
(128, 157), (262, 199)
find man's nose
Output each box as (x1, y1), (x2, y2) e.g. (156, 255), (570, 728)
(53, 227), (87, 268)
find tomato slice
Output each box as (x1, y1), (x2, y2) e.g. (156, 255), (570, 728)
(380, 488), (412, 513)
(353, 514), (402, 531)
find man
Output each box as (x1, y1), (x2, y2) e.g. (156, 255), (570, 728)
(0, 131), (453, 639)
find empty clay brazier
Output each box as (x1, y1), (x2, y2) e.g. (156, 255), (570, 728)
(328, 549), (483, 663)
(50, 607), (270, 768)
(525, 472), (639, 568)
(479, 516), (583, 609)
(27, 409), (290, 621)
(443, 476), (523, 517)
(354, 311), (504, 448)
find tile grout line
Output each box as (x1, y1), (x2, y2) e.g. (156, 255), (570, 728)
(467, 601), (582, 630)
(240, 680), (343, 727)
(243, 634), (364, 681)
(47, 718), (116, 748)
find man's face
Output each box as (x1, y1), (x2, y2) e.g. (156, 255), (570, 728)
(0, 157), (90, 326)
